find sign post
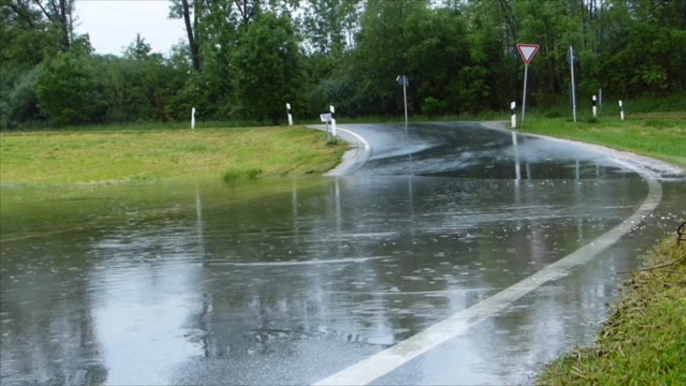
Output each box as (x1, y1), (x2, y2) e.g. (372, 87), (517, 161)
(516, 44), (539, 125)
(396, 75), (409, 126)
(320, 113), (332, 141)
(568, 46), (577, 123)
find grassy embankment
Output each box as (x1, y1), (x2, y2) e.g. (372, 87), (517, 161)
(0, 126), (345, 185)
(537, 238), (686, 385)
(521, 112), (686, 169)
(516, 96), (686, 169)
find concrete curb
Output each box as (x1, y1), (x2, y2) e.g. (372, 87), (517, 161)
(307, 125), (372, 176)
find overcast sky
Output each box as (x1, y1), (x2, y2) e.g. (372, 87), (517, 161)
(75, 0), (187, 56)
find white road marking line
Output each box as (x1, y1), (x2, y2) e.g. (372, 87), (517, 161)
(338, 127), (371, 152)
(208, 256), (391, 267)
(314, 163), (661, 386)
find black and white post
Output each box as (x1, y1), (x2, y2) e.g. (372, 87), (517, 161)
(592, 95), (597, 118)
(510, 101), (517, 129)
(191, 107), (196, 129)
(330, 105), (337, 137)
(397, 75), (409, 126)
(286, 103), (293, 126)
(619, 100), (625, 120)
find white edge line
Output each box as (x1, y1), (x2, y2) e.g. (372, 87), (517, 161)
(313, 160), (662, 386)
(337, 127), (371, 153)
(208, 256), (390, 267)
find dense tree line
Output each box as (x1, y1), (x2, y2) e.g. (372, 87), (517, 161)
(1, 0), (684, 129)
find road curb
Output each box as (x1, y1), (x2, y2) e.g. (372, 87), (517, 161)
(307, 125), (372, 176)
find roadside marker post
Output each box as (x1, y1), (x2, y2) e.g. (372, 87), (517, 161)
(286, 103), (293, 126)
(568, 46), (577, 123)
(191, 107), (196, 129)
(330, 105), (337, 137)
(592, 95), (597, 118)
(619, 100), (625, 120)
(598, 89), (602, 113)
(510, 102), (517, 129)
(516, 43), (539, 125)
(396, 75), (409, 126)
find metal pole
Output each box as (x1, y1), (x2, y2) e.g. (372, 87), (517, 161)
(403, 83), (408, 126)
(570, 47), (577, 123)
(521, 64), (529, 124)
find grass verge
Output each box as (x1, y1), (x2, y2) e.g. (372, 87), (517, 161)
(0, 126), (346, 184)
(519, 112), (686, 169)
(537, 237), (686, 385)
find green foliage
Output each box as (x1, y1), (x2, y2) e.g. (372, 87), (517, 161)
(233, 12), (302, 124)
(223, 168), (263, 183)
(36, 52), (98, 125)
(1, 0), (684, 129)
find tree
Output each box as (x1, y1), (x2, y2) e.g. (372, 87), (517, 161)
(232, 12), (302, 123)
(37, 51), (98, 125)
(169, 0), (202, 71)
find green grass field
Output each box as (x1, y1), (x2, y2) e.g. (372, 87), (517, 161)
(520, 112), (686, 169)
(537, 238), (686, 385)
(0, 126), (346, 184)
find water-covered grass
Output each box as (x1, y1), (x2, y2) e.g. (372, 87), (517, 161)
(0, 126), (346, 184)
(537, 238), (686, 385)
(520, 112), (686, 169)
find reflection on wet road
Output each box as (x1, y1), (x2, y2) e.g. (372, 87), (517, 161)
(1, 123), (684, 385)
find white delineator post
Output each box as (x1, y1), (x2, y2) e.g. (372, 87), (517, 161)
(286, 103), (293, 126)
(191, 107), (196, 129)
(592, 95), (597, 117)
(330, 105), (337, 137)
(619, 100), (625, 120)
(510, 101), (517, 129)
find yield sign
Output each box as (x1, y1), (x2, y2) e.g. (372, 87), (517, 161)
(517, 44), (540, 64)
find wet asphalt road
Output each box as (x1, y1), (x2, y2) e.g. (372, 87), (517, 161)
(1, 122), (684, 385)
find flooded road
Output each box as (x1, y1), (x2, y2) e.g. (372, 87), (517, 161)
(1, 122), (684, 385)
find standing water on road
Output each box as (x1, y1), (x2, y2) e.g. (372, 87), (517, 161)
(1, 123), (684, 385)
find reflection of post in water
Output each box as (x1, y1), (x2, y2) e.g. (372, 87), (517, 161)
(408, 175), (415, 237)
(335, 177), (341, 232)
(512, 131), (522, 181)
(574, 159), (584, 244)
(292, 178), (299, 242)
(195, 185), (204, 246)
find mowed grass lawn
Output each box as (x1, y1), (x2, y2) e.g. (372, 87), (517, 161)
(522, 112), (686, 169)
(0, 127), (346, 184)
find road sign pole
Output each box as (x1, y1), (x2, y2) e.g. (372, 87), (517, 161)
(521, 64), (529, 124)
(570, 46), (577, 123)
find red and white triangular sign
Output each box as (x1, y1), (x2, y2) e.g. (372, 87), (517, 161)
(517, 44), (540, 64)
